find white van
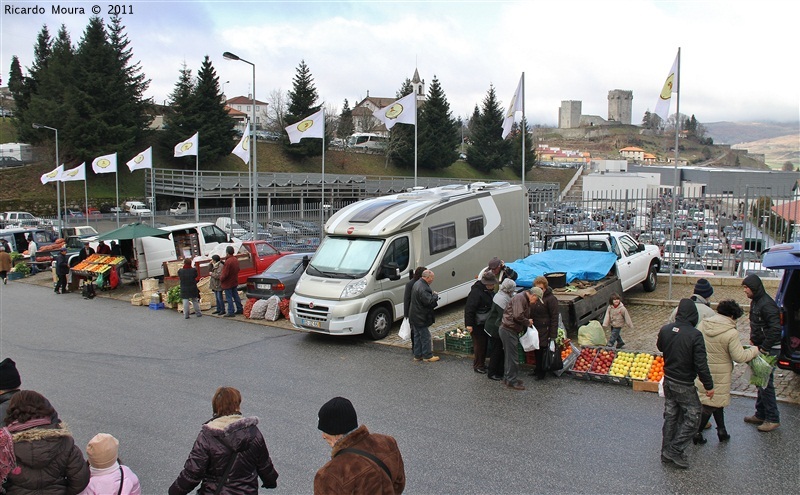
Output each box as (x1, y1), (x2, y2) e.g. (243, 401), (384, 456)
(347, 133), (388, 151)
(124, 201), (152, 217)
(290, 182), (527, 339)
(133, 222), (230, 279)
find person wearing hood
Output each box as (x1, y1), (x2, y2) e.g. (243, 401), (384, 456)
(668, 278), (716, 323)
(169, 387), (278, 494)
(464, 271), (497, 374)
(742, 273), (782, 432)
(3, 390), (90, 495)
(530, 276), (560, 380)
(80, 433), (141, 495)
(484, 278), (517, 381)
(693, 300), (760, 445)
(657, 299), (714, 469)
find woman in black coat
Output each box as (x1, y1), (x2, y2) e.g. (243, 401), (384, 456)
(530, 276), (560, 380)
(403, 266), (426, 352)
(178, 258), (202, 319)
(464, 272), (497, 373)
(169, 387), (278, 495)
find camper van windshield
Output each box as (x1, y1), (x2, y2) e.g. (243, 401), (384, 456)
(306, 236), (383, 278)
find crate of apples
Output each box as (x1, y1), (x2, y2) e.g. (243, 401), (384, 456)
(568, 347), (599, 380)
(629, 353), (655, 381)
(647, 355), (665, 382)
(589, 348), (616, 382)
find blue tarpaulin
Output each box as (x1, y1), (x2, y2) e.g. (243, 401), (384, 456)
(508, 250), (618, 288)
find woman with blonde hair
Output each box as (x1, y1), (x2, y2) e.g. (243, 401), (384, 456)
(169, 387), (278, 494)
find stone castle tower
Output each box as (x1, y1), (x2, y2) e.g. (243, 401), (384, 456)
(559, 100), (582, 129)
(607, 89), (633, 125)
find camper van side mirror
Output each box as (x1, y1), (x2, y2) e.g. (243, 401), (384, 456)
(381, 262), (401, 281)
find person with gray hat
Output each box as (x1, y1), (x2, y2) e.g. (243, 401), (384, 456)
(314, 397), (405, 494)
(668, 278), (716, 323)
(464, 271), (497, 374)
(499, 287), (542, 390)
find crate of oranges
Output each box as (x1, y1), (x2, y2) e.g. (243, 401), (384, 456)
(632, 353), (663, 393)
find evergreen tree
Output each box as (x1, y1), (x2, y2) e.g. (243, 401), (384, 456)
(417, 76), (459, 170)
(284, 60), (321, 158)
(467, 84), (511, 173)
(337, 98), (354, 139)
(8, 56), (33, 141)
(386, 79), (415, 168)
(107, 15), (152, 141)
(509, 118), (535, 178)
(10, 26), (51, 142)
(164, 62), (194, 147)
(186, 55), (237, 162)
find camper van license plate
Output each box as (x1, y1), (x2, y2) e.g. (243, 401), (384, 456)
(301, 318), (321, 328)
(257, 283), (271, 290)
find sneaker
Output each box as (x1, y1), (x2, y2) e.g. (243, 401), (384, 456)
(474, 367), (487, 374)
(423, 356), (440, 363)
(617, 343), (625, 349)
(661, 449), (689, 469)
(506, 380), (525, 391)
(488, 374), (503, 381)
(744, 415), (764, 425)
(757, 421), (780, 432)
(413, 357), (423, 362)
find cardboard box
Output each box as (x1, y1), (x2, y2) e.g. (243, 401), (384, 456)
(632, 380), (660, 393)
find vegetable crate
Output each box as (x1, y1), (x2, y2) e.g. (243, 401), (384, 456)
(445, 331), (473, 355)
(568, 346), (603, 380)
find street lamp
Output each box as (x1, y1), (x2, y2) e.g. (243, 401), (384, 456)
(32, 123), (61, 235)
(223, 51), (257, 236)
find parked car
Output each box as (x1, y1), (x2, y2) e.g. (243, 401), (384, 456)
(700, 251), (725, 270)
(0, 156), (24, 168)
(62, 209), (84, 219)
(245, 252), (310, 300)
(761, 242), (800, 372)
(169, 202), (189, 215)
(268, 220), (299, 235)
(680, 261), (714, 276)
(215, 217), (247, 238)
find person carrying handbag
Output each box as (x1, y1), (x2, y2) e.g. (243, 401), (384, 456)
(464, 272), (497, 374)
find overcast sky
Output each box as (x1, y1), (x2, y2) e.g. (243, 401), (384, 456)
(1, 0), (798, 127)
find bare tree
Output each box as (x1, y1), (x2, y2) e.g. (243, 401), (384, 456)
(783, 161), (795, 171)
(265, 88), (287, 133)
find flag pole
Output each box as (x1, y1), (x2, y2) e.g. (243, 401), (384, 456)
(151, 165), (156, 227)
(667, 47), (681, 301)
(195, 145), (200, 223)
(84, 174), (89, 225)
(115, 154), (120, 227)
(321, 108), (326, 235)
(521, 72), (527, 243)
(414, 93), (418, 188)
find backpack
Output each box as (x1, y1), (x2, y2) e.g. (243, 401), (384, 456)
(0, 427), (16, 483)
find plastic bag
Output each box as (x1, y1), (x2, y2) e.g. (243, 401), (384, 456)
(250, 299), (269, 319)
(578, 320), (606, 346)
(264, 295), (281, 321)
(399, 318), (411, 340)
(520, 326), (539, 352)
(747, 353), (777, 388)
(545, 339), (563, 372)
(658, 376), (665, 398)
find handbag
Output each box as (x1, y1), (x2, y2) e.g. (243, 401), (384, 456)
(475, 307), (491, 326)
(520, 326), (539, 352)
(398, 318), (411, 340)
(547, 339), (563, 372)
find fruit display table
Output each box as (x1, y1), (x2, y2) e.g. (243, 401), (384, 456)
(568, 345), (664, 391)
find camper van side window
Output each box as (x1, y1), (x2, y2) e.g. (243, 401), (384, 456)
(381, 237), (410, 273)
(467, 216), (484, 239)
(429, 222), (456, 255)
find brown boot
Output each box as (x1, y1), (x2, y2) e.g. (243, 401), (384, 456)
(757, 421), (780, 432)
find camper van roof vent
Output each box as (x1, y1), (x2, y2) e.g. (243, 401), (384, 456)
(440, 184), (467, 191)
(350, 198), (406, 223)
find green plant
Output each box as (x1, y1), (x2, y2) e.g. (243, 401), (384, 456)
(167, 285), (181, 304)
(12, 262), (31, 276)
(9, 252), (23, 264)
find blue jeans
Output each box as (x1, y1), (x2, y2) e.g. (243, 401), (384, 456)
(412, 324), (432, 359)
(661, 378), (702, 458)
(214, 290), (225, 313)
(224, 287), (243, 315)
(755, 369), (780, 423)
(608, 327), (625, 347)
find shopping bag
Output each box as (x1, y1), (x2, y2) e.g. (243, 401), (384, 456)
(747, 353), (776, 388)
(399, 318), (411, 340)
(520, 326), (539, 352)
(547, 339), (563, 372)
(658, 376), (665, 398)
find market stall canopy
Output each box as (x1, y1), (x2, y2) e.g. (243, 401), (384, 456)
(96, 222), (171, 241)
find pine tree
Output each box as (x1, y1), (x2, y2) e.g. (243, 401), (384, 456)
(284, 60), (322, 158)
(187, 55), (237, 162)
(509, 118), (535, 178)
(107, 15), (151, 141)
(467, 84), (511, 173)
(386, 79), (415, 168)
(417, 76), (459, 171)
(8, 56), (33, 141)
(337, 99), (354, 139)
(10, 26), (51, 141)
(164, 62), (194, 147)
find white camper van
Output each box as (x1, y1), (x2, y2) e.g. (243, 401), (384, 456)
(290, 182), (527, 340)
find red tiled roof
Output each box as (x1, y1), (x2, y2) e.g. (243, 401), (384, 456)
(772, 199), (800, 222)
(226, 96), (268, 106)
(620, 146), (645, 152)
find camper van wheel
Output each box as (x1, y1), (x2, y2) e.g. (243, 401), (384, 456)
(642, 264), (658, 292)
(365, 306), (391, 340)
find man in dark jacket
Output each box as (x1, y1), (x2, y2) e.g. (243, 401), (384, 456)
(221, 245), (244, 317)
(531, 276), (560, 380)
(409, 270), (439, 362)
(314, 397), (405, 495)
(657, 299), (714, 469)
(0, 357), (21, 425)
(464, 272), (497, 374)
(55, 247), (70, 294)
(742, 274), (782, 432)
(499, 287), (540, 391)
(76, 242), (95, 263)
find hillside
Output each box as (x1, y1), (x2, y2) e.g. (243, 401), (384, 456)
(731, 134), (799, 169)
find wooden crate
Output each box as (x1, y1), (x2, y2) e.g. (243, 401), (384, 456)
(632, 380), (660, 393)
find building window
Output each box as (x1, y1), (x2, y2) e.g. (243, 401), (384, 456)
(429, 222), (456, 255)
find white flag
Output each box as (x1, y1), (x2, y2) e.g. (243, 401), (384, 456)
(373, 93), (416, 130)
(174, 132), (199, 157)
(654, 53), (679, 121)
(285, 109), (324, 144)
(60, 162), (85, 182)
(127, 147), (152, 172)
(232, 123), (251, 164)
(92, 152), (117, 174)
(502, 75), (524, 139)
(40, 165), (63, 184)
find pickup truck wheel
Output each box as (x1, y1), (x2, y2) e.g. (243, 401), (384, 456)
(642, 264), (658, 292)
(365, 306), (391, 340)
